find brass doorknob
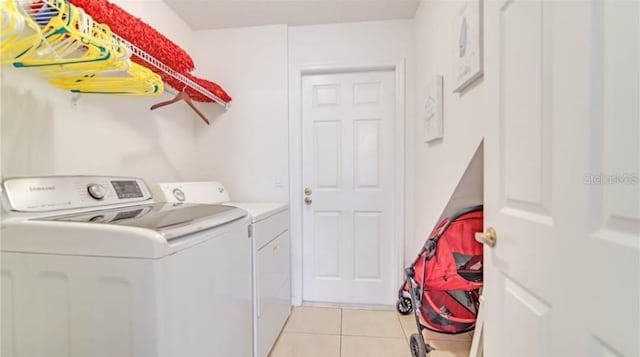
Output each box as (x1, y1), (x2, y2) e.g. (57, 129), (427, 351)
(304, 196), (312, 205)
(304, 187), (312, 196)
(475, 227), (497, 247)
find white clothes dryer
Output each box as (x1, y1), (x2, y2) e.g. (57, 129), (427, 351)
(1, 176), (253, 357)
(152, 181), (291, 357)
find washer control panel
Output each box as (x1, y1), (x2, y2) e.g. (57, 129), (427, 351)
(2, 176), (152, 212)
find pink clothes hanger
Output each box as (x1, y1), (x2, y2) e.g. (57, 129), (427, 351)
(150, 90), (210, 125)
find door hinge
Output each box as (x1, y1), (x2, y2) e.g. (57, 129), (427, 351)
(248, 225), (253, 238)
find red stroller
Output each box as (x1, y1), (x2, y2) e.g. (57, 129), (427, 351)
(396, 205), (484, 357)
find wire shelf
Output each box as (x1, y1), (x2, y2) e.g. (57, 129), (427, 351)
(111, 33), (229, 109)
(14, 0), (229, 109)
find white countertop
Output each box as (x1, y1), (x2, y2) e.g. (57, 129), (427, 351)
(223, 202), (288, 223)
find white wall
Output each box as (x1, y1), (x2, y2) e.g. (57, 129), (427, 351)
(409, 0), (486, 262)
(289, 20), (414, 69)
(1, 0), (204, 184)
(439, 142), (484, 221)
(288, 20), (415, 304)
(191, 25), (289, 202)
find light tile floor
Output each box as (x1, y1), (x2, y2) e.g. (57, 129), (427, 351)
(269, 306), (473, 357)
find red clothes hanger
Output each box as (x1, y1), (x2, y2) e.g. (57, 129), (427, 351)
(150, 91), (210, 125)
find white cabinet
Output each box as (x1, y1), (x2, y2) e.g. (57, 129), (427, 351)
(252, 208), (290, 357)
(256, 231), (290, 357)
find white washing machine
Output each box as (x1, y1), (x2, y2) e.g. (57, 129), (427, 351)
(152, 182), (291, 357)
(0, 176), (253, 357)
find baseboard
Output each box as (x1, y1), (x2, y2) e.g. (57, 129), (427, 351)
(302, 301), (394, 311)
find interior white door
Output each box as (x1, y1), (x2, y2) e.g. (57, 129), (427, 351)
(484, 1), (639, 356)
(301, 70), (396, 305)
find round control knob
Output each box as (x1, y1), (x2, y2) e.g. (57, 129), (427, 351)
(87, 183), (106, 200)
(173, 188), (186, 202)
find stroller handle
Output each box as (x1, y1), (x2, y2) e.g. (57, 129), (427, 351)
(449, 205), (483, 222)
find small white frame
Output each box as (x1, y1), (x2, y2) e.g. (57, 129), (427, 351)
(452, 0), (483, 93)
(424, 75), (444, 142)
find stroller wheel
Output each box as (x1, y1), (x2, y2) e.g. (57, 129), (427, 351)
(396, 297), (413, 315)
(409, 333), (428, 357)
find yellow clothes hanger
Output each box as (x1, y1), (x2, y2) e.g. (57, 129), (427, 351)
(0, 0), (44, 63)
(1, 0), (23, 40)
(13, 0), (115, 68)
(48, 62), (164, 96)
(36, 9), (130, 78)
(6, 0), (164, 97)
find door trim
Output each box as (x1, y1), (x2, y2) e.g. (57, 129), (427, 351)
(289, 61), (407, 306)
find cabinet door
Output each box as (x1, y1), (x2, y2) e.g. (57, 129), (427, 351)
(257, 232), (291, 357)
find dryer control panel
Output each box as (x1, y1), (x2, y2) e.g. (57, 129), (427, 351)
(151, 181), (230, 204)
(2, 176), (152, 212)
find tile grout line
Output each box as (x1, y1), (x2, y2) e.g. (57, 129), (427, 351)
(341, 333), (408, 339)
(397, 312), (412, 349)
(282, 331), (341, 336)
(397, 312), (406, 339)
(339, 308), (343, 357)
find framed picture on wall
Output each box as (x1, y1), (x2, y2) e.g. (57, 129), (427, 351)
(424, 75), (444, 143)
(452, 0), (483, 93)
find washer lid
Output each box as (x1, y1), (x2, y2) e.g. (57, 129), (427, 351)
(39, 203), (247, 240)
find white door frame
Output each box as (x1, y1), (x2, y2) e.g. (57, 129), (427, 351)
(289, 60), (407, 306)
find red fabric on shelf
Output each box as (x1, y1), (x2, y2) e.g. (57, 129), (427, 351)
(184, 73), (232, 103)
(68, 0), (233, 104)
(68, 0), (194, 73)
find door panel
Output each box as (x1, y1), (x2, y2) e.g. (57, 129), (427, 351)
(313, 211), (341, 279)
(503, 278), (551, 357)
(301, 70), (396, 305)
(313, 84), (340, 106)
(354, 119), (381, 189)
(501, 0), (549, 209)
(353, 211), (382, 280)
(313, 121), (341, 189)
(353, 82), (381, 104)
(499, 0), (552, 218)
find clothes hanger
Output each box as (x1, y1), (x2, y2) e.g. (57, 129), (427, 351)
(13, 0), (114, 69)
(1, 0), (43, 63)
(150, 88), (210, 125)
(49, 62), (163, 96)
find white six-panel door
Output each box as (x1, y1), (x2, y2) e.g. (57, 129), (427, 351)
(484, 0), (639, 356)
(301, 70), (396, 305)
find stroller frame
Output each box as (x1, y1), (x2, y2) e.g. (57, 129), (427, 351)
(397, 205), (484, 357)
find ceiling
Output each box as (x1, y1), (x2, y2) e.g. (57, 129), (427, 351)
(163, 0), (421, 30)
